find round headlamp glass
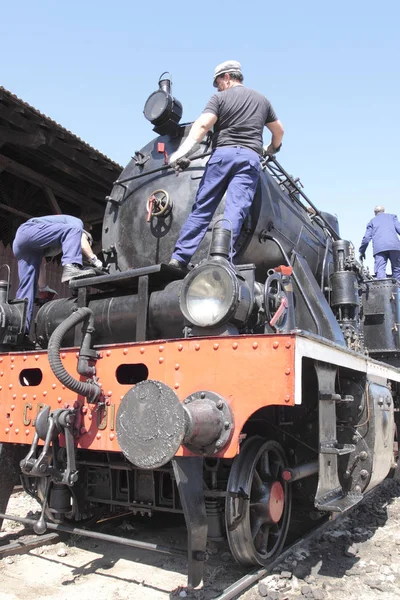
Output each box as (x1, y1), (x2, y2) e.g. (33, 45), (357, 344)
(143, 90), (170, 124)
(181, 264), (237, 327)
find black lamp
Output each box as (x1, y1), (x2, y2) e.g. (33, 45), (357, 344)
(143, 72), (183, 136)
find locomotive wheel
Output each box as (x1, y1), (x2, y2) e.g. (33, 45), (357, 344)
(225, 437), (292, 566)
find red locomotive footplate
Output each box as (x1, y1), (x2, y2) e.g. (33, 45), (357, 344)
(0, 334), (295, 458)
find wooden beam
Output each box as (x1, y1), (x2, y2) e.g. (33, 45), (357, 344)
(44, 186), (62, 214)
(0, 125), (46, 148)
(0, 103), (119, 185)
(0, 201), (32, 219)
(0, 153), (104, 210)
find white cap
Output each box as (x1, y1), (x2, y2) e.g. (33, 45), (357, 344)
(213, 60), (242, 87)
(374, 206), (385, 214)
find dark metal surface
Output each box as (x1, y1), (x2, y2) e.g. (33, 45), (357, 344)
(362, 279), (400, 354)
(102, 133), (336, 280)
(36, 279), (185, 347)
(136, 275), (149, 341)
(116, 380), (186, 469)
(172, 457), (207, 589)
(0, 444), (25, 531)
(68, 263), (183, 291)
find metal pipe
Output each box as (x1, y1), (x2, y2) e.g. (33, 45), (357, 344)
(0, 513), (187, 557)
(394, 286), (400, 348)
(47, 307), (101, 402)
(114, 151), (212, 186)
(281, 461), (319, 483)
(320, 238), (330, 293)
(265, 156), (340, 241)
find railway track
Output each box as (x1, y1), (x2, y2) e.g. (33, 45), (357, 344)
(214, 514), (340, 600)
(1, 480), (399, 599)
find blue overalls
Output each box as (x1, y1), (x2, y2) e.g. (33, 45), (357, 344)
(12, 215), (84, 332)
(359, 212), (400, 280)
(171, 146), (261, 264)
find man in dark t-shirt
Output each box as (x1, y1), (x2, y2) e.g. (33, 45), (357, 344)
(168, 60), (284, 270)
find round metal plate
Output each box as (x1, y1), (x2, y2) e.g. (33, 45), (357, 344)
(116, 380), (185, 469)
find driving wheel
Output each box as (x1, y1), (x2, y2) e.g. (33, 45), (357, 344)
(225, 436), (292, 565)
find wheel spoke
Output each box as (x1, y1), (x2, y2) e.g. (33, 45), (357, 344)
(266, 524), (280, 551)
(254, 522), (270, 554)
(250, 500), (270, 522)
(269, 455), (281, 479)
(259, 451), (271, 478)
(250, 514), (264, 541)
(252, 469), (263, 495)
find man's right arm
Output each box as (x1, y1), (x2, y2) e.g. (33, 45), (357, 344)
(81, 233), (103, 268)
(169, 112), (217, 168)
(359, 222), (373, 257)
(265, 120), (284, 152)
(393, 215), (400, 235)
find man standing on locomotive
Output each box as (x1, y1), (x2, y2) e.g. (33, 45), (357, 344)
(13, 214), (103, 336)
(359, 206), (400, 280)
(168, 60), (284, 271)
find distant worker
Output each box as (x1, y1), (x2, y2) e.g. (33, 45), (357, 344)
(13, 215), (103, 334)
(359, 206), (400, 280)
(168, 60), (284, 271)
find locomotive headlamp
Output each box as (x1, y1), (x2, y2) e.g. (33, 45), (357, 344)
(143, 72), (183, 136)
(180, 260), (252, 328)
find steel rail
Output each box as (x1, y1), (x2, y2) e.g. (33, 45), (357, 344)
(0, 513), (187, 558)
(214, 482), (383, 600)
(214, 512), (346, 600)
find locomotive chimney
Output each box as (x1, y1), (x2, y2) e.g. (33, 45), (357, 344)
(158, 74), (171, 95)
(209, 227), (232, 260)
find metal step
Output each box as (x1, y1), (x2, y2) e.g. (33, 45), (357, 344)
(320, 393), (354, 403)
(320, 443), (355, 456)
(315, 490), (363, 513)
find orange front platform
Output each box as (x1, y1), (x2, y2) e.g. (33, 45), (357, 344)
(0, 334), (296, 458)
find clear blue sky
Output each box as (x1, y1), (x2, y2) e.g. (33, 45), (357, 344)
(1, 0), (399, 271)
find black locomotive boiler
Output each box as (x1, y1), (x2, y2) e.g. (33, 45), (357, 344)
(0, 74), (399, 589)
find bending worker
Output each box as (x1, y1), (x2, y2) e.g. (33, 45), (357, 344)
(168, 59), (284, 271)
(13, 214), (103, 334)
(359, 206), (400, 280)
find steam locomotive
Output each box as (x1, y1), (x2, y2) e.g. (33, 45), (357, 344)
(0, 75), (399, 588)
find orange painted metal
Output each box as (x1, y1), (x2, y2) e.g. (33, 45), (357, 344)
(0, 334), (296, 458)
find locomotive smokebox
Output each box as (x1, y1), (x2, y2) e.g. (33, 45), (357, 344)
(116, 380), (233, 469)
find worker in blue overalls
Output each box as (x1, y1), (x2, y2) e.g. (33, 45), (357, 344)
(13, 214), (103, 335)
(359, 206), (400, 280)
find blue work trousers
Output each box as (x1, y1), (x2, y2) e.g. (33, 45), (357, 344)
(172, 146), (261, 264)
(374, 250), (400, 280)
(12, 215), (84, 332)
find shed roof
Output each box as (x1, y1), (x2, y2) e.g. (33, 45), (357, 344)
(0, 86), (123, 245)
